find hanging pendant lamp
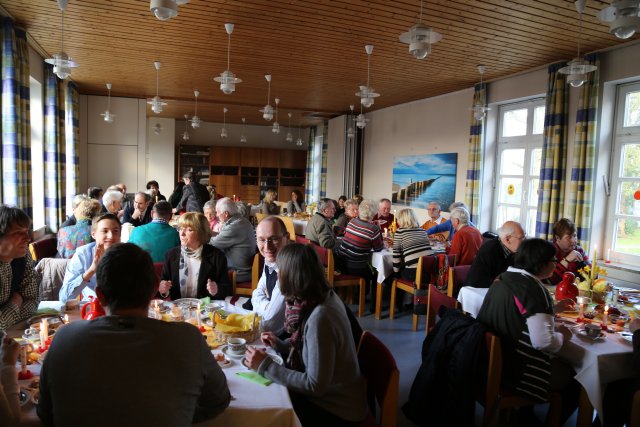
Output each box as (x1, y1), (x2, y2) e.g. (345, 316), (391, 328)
(213, 23), (242, 94)
(470, 65), (490, 121)
(190, 90), (201, 128)
(286, 113), (293, 142)
(559, 0), (597, 88)
(240, 117), (247, 143)
(45, 0), (79, 80)
(346, 105), (355, 139)
(182, 114), (190, 141)
(355, 45), (380, 108)
(260, 75), (274, 121)
(399, 0), (442, 60)
(221, 107), (228, 138)
(272, 98), (281, 133)
(147, 61), (168, 114)
(100, 83), (116, 124)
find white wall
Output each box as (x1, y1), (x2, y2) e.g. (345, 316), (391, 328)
(326, 115), (346, 198)
(147, 117), (176, 196)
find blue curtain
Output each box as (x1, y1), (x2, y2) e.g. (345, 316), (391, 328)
(464, 82), (486, 224)
(1, 17), (32, 215)
(65, 81), (80, 211)
(44, 65), (66, 232)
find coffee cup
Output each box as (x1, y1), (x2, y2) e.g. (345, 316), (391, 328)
(227, 337), (247, 355)
(584, 323), (601, 338)
(23, 328), (39, 340)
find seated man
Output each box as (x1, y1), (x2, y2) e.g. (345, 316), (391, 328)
(100, 190), (123, 216)
(209, 197), (256, 283)
(465, 221), (525, 288)
(128, 201), (180, 263)
(57, 198), (101, 259)
(251, 217), (289, 337)
(421, 201), (449, 241)
(446, 207), (482, 266)
(372, 198), (394, 233)
(334, 198), (359, 234)
(305, 198), (336, 249)
(38, 243), (230, 426)
(0, 206), (41, 331)
(59, 213), (121, 302)
(426, 201), (474, 241)
(60, 194), (87, 228)
(122, 191), (153, 226)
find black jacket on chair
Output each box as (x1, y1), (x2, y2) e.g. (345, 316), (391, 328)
(403, 307), (487, 426)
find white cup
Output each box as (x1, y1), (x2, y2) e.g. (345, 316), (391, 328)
(227, 337), (247, 355)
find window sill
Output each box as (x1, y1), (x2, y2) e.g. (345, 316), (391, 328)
(599, 260), (640, 289)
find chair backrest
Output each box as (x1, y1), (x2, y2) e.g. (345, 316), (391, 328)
(29, 234), (58, 261)
(308, 241), (335, 285)
(357, 331), (400, 427)
(447, 264), (472, 298)
(255, 212), (268, 223)
(279, 216), (298, 239)
(295, 235), (310, 245)
(153, 262), (163, 286)
(416, 254), (456, 288)
(252, 252), (266, 287)
(483, 332), (502, 414)
(426, 284), (460, 334)
(35, 258), (69, 301)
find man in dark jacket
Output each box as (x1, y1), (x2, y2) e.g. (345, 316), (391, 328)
(173, 171), (210, 213)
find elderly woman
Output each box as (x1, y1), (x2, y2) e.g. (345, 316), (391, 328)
(57, 198), (102, 259)
(245, 244), (368, 426)
(286, 190), (305, 214)
(203, 201), (221, 234)
(159, 212), (229, 300)
(261, 189), (279, 215)
(549, 218), (589, 285)
(335, 200), (383, 280)
(392, 209), (432, 281)
(477, 239), (578, 422)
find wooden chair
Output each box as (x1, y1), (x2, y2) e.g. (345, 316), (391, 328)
(255, 212), (268, 223)
(425, 284), (460, 334)
(357, 331), (399, 427)
(447, 264), (472, 298)
(29, 234), (58, 261)
(308, 242), (366, 317)
(481, 332), (561, 427)
(295, 235), (310, 245)
(232, 253), (264, 296)
(278, 216), (298, 239)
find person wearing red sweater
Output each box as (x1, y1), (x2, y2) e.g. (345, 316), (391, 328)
(446, 207), (482, 266)
(549, 218), (590, 285)
(372, 198), (394, 233)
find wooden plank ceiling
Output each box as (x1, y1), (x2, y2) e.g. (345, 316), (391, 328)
(0, 0), (635, 127)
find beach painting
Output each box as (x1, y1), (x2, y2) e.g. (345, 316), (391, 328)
(391, 153), (458, 210)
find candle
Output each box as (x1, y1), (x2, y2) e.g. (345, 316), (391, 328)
(601, 305), (609, 330)
(155, 195), (158, 203)
(197, 302), (202, 328)
(384, 228), (388, 238)
(64, 314), (69, 324)
(577, 303), (585, 323)
(40, 319), (49, 344)
(233, 194), (236, 201)
(606, 248), (611, 264)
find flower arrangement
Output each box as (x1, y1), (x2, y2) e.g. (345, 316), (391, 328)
(576, 264), (611, 303)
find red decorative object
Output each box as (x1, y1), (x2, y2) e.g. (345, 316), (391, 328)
(634, 189), (640, 201)
(199, 326), (206, 333)
(555, 272), (579, 302)
(18, 370), (34, 380)
(81, 296), (106, 320)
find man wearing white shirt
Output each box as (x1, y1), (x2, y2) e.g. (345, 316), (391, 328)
(251, 216), (289, 337)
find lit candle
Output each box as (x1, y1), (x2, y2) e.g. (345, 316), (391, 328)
(155, 195), (158, 203)
(40, 319), (49, 344)
(384, 228), (388, 238)
(601, 305), (609, 330)
(577, 303), (585, 323)
(197, 302), (202, 328)
(606, 248), (611, 264)
(64, 314), (69, 324)
(233, 194), (236, 201)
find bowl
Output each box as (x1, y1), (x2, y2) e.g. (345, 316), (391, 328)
(584, 323), (601, 338)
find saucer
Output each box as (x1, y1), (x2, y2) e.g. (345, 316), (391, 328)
(576, 329), (606, 341)
(221, 345), (245, 359)
(619, 332), (633, 343)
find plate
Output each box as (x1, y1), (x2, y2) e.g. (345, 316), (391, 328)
(19, 389), (31, 406)
(619, 332), (633, 343)
(214, 353), (233, 368)
(173, 298), (201, 309)
(241, 352), (284, 369)
(576, 329), (606, 341)
(221, 345), (245, 359)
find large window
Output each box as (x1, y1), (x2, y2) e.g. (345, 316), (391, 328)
(494, 99), (545, 234)
(30, 77), (45, 230)
(608, 82), (640, 264)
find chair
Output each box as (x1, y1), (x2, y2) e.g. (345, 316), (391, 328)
(29, 234), (58, 261)
(255, 212), (268, 223)
(308, 242), (366, 317)
(447, 264), (471, 298)
(295, 235), (310, 245)
(480, 332), (561, 427)
(357, 331), (399, 427)
(425, 284), (460, 334)
(279, 216), (298, 239)
(232, 253), (264, 296)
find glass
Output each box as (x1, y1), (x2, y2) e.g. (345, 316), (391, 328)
(502, 108), (528, 137)
(532, 106), (545, 134)
(623, 90), (640, 128)
(500, 149), (525, 174)
(498, 177), (523, 204)
(621, 144), (640, 177)
(614, 218), (640, 255)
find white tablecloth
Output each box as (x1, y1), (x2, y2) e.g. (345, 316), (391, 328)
(457, 286), (489, 318)
(371, 250), (393, 284)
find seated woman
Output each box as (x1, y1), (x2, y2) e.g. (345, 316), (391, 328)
(203, 201), (221, 234)
(260, 189), (279, 215)
(159, 212), (230, 300)
(477, 239), (578, 423)
(57, 198), (102, 259)
(334, 195), (347, 220)
(245, 243), (368, 427)
(286, 189), (306, 214)
(392, 209), (432, 281)
(549, 218), (589, 285)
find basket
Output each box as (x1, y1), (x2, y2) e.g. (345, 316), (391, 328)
(212, 313), (260, 344)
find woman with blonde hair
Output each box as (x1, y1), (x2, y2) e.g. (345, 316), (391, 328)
(159, 212), (229, 300)
(261, 189), (279, 215)
(392, 209), (432, 281)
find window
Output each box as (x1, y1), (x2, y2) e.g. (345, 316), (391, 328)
(494, 99), (545, 235)
(608, 82), (640, 264)
(30, 77), (45, 230)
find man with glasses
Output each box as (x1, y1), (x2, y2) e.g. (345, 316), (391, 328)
(421, 201), (448, 241)
(251, 217), (289, 337)
(0, 206), (41, 330)
(465, 221), (526, 288)
(305, 198), (336, 249)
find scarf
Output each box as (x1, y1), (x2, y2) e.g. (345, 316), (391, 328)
(283, 296), (320, 372)
(179, 245), (203, 297)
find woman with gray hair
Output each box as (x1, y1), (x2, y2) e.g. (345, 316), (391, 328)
(101, 191), (123, 215)
(446, 207), (482, 265)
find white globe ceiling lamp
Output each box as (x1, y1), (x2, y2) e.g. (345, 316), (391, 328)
(221, 107), (228, 138)
(240, 117), (247, 143)
(272, 98), (281, 134)
(182, 114), (190, 141)
(100, 83), (116, 124)
(559, 0), (597, 88)
(260, 74), (274, 121)
(355, 45), (380, 108)
(190, 90), (201, 128)
(296, 127), (303, 147)
(149, 0), (189, 21)
(399, 0), (442, 60)
(286, 112), (293, 142)
(346, 105), (356, 139)
(598, 0), (640, 39)
(147, 61), (168, 114)
(44, 0), (78, 80)
(213, 23), (242, 94)
(470, 65), (490, 121)
(356, 113), (368, 129)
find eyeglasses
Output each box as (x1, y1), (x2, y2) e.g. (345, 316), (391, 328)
(511, 234), (526, 241)
(257, 236), (283, 245)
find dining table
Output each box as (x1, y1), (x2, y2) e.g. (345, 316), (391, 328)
(9, 301), (301, 427)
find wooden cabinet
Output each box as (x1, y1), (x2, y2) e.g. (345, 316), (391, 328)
(178, 146), (211, 185)
(279, 150), (307, 168)
(241, 148), (260, 167)
(211, 146), (241, 166)
(260, 149), (280, 167)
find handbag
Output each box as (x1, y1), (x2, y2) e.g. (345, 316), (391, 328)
(413, 287), (428, 315)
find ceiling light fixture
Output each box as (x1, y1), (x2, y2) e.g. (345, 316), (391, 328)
(598, 0), (640, 39)
(260, 74), (274, 121)
(470, 65), (490, 121)
(221, 107), (228, 138)
(100, 83), (116, 124)
(240, 117), (247, 143)
(153, 122), (162, 135)
(272, 98), (281, 134)
(399, 0), (442, 60)
(559, 0), (598, 88)
(213, 23), (242, 94)
(296, 126), (303, 147)
(356, 45), (380, 108)
(356, 102), (368, 129)
(286, 112), (293, 142)
(149, 0), (189, 21)
(44, 0), (78, 80)
(182, 114), (190, 141)
(346, 105), (355, 139)
(147, 61), (168, 114)
(189, 90), (201, 128)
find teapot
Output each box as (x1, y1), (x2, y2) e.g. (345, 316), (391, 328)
(81, 296), (105, 320)
(555, 271), (579, 302)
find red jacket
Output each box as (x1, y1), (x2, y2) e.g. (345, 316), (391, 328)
(447, 225), (483, 266)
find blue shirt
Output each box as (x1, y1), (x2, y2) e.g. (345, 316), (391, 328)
(427, 219), (476, 241)
(128, 221), (180, 263)
(59, 242), (98, 302)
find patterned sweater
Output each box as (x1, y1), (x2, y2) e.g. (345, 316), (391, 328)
(336, 218), (383, 266)
(392, 227), (433, 273)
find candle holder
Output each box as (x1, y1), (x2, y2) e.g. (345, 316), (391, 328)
(575, 296), (590, 323)
(601, 310), (609, 331)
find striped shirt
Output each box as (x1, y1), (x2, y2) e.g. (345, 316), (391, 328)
(337, 218), (383, 266)
(392, 227), (433, 273)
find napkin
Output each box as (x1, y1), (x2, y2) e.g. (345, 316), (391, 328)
(199, 296), (211, 305)
(214, 313), (257, 333)
(236, 371), (272, 386)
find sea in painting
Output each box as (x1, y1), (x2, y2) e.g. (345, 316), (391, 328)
(392, 153), (458, 210)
